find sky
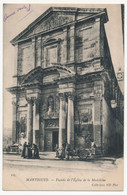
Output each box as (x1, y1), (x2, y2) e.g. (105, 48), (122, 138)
(3, 4), (124, 130)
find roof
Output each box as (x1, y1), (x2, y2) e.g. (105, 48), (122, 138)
(10, 7), (108, 46)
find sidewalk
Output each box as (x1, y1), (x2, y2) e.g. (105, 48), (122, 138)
(3, 151), (121, 163)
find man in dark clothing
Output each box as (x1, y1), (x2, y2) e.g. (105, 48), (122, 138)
(33, 144), (40, 159)
(21, 142), (27, 158)
(27, 143), (32, 159)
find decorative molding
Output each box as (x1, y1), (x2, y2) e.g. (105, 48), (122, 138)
(59, 93), (65, 101)
(80, 109), (92, 123)
(66, 92), (75, 100)
(32, 97), (41, 105)
(26, 97), (33, 104)
(34, 13), (74, 35)
(94, 86), (103, 99)
(45, 119), (59, 128)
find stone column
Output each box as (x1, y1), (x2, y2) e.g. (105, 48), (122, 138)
(67, 92), (74, 148)
(57, 39), (61, 64)
(26, 98), (33, 144)
(33, 98), (40, 146)
(70, 25), (75, 62)
(32, 37), (36, 68)
(12, 100), (17, 144)
(41, 37), (44, 68)
(59, 93), (66, 148)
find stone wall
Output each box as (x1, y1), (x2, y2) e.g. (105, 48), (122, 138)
(74, 79), (104, 152)
(74, 81), (94, 149)
(17, 16), (102, 77)
(102, 98), (123, 154)
(18, 40), (33, 75)
(75, 18), (100, 63)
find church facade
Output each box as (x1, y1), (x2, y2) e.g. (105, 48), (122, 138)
(8, 7), (124, 155)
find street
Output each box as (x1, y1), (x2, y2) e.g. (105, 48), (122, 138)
(2, 153), (123, 190)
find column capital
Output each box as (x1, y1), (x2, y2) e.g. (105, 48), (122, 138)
(66, 92), (75, 100)
(26, 97), (33, 105)
(32, 97), (41, 105)
(59, 93), (65, 101)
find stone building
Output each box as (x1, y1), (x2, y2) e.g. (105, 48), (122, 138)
(8, 7), (124, 154)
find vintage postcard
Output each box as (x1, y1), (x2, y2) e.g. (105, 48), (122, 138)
(3, 3), (124, 191)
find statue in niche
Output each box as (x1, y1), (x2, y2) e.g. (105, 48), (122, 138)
(47, 96), (54, 115)
(81, 109), (92, 123)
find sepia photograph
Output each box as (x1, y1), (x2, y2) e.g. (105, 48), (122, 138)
(2, 3), (124, 191)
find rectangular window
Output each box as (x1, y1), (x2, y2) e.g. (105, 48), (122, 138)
(47, 46), (57, 66)
(22, 45), (33, 74)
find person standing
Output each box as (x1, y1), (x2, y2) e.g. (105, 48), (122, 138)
(21, 142), (27, 158)
(33, 144), (40, 159)
(28, 143), (32, 159)
(90, 139), (96, 155)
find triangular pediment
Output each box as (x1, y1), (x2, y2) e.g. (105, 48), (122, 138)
(11, 7), (107, 45)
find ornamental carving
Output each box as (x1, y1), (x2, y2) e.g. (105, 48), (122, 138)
(19, 97), (27, 106)
(26, 97), (33, 105)
(59, 93), (65, 101)
(94, 86), (102, 99)
(65, 92), (75, 100)
(80, 109), (92, 123)
(45, 119), (59, 128)
(34, 13), (74, 34)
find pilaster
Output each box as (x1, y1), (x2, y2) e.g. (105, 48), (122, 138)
(33, 97), (40, 147)
(26, 97), (33, 144)
(59, 93), (66, 148)
(62, 28), (67, 64)
(67, 92), (74, 148)
(32, 37), (36, 68)
(93, 85), (103, 152)
(36, 36), (42, 67)
(70, 25), (75, 62)
(13, 44), (18, 85)
(12, 100), (17, 143)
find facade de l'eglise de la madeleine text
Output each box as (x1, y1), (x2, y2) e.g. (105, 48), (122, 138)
(8, 7), (124, 155)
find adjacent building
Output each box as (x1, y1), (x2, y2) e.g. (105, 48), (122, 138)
(8, 7), (124, 155)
